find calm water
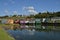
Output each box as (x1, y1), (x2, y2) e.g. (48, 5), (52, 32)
(7, 28), (60, 40)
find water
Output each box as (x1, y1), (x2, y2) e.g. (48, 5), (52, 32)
(6, 25), (60, 40)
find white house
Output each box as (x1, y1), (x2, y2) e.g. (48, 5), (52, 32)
(35, 18), (41, 23)
(51, 17), (60, 23)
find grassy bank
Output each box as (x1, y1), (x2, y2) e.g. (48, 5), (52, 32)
(0, 27), (15, 40)
(0, 23), (20, 27)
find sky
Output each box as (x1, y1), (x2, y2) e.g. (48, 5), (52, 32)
(0, 0), (60, 16)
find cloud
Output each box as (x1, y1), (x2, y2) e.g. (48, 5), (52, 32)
(4, 10), (9, 15)
(4, 3), (8, 6)
(13, 11), (18, 15)
(4, 10), (9, 13)
(23, 6), (38, 15)
(11, 1), (15, 4)
(28, 10), (38, 14)
(25, 6), (34, 10)
(9, 0), (15, 4)
(4, 0), (15, 6)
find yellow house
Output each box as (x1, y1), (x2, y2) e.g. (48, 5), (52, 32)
(7, 19), (14, 24)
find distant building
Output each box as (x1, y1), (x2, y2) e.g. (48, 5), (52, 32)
(35, 18), (42, 23)
(1, 19), (14, 24)
(51, 17), (60, 23)
(7, 19), (14, 24)
(14, 20), (20, 24)
(1, 19), (7, 24)
(42, 18), (46, 22)
(29, 18), (35, 23)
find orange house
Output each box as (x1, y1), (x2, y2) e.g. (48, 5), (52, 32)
(7, 19), (14, 24)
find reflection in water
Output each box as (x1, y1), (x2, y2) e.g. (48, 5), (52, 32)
(21, 29), (35, 35)
(5, 25), (36, 30)
(7, 29), (60, 40)
(3, 25), (60, 40)
(4, 24), (60, 31)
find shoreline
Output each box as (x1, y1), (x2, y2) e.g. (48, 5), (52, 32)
(0, 26), (15, 40)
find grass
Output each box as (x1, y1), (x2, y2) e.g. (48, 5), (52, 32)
(0, 23), (20, 27)
(0, 27), (15, 40)
(0, 23), (20, 30)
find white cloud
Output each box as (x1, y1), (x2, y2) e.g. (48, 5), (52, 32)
(13, 11), (18, 15)
(9, 0), (15, 4)
(4, 0), (15, 6)
(28, 10), (38, 15)
(4, 10), (9, 13)
(23, 6), (38, 15)
(4, 10), (9, 15)
(23, 6), (34, 10)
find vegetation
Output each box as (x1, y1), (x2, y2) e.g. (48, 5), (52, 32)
(0, 11), (60, 19)
(0, 24), (20, 27)
(0, 27), (14, 40)
(34, 11), (60, 18)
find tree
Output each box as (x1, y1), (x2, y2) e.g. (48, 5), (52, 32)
(12, 15), (17, 17)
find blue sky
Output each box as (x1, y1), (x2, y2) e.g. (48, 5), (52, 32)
(0, 0), (60, 16)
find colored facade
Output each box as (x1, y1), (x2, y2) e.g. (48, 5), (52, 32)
(7, 19), (14, 24)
